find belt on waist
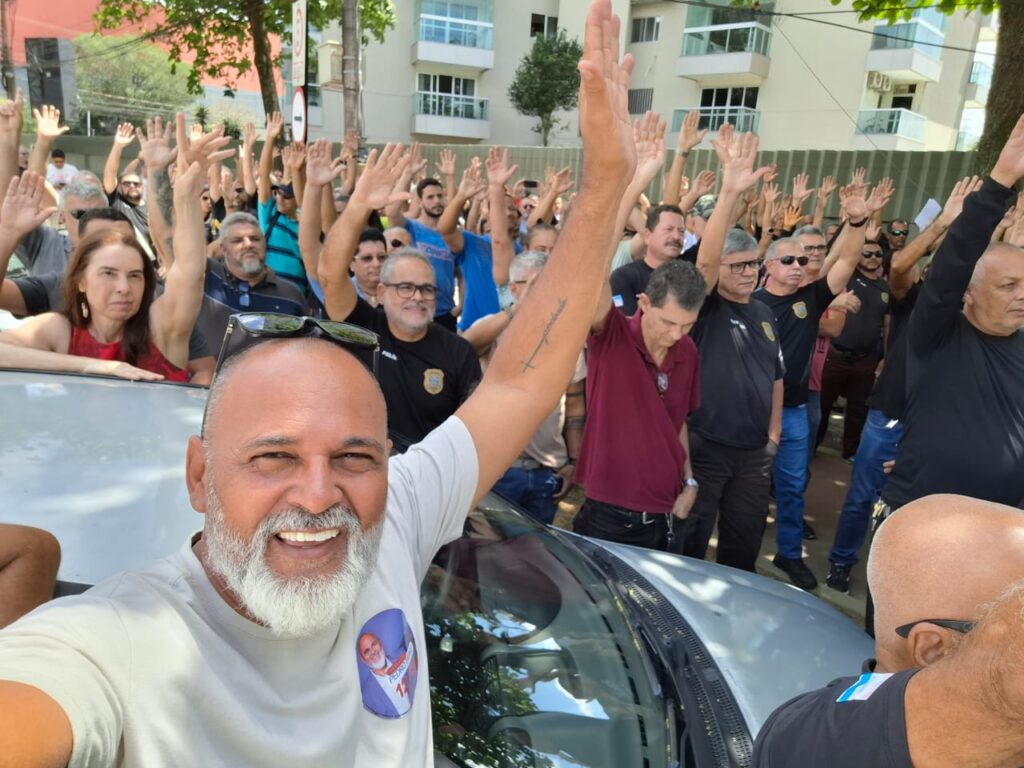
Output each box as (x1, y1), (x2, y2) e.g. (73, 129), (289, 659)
(510, 457), (545, 471)
(830, 344), (873, 361)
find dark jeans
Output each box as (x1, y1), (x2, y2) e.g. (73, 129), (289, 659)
(829, 410), (903, 567)
(573, 498), (671, 551)
(493, 466), (560, 525)
(818, 349), (879, 457)
(679, 435), (775, 572)
(806, 390), (821, 467)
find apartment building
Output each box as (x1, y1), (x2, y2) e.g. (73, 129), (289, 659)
(305, 0), (997, 152)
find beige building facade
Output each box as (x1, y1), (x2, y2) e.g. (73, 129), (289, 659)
(302, 0), (996, 152)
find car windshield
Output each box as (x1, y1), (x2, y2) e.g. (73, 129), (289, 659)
(422, 494), (669, 768)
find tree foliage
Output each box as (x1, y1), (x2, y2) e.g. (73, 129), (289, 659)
(93, 0), (394, 120)
(72, 34), (194, 135)
(507, 31), (583, 146)
(829, 0), (998, 23)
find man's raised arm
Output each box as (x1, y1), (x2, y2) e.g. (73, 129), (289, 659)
(103, 122), (135, 195)
(823, 179), (892, 294)
(319, 144), (409, 322)
(457, 0), (635, 507)
(439, 162), (485, 257)
(300, 139), (345, 279)
(257, 112), (283, 205)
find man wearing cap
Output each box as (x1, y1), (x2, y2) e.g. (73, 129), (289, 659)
(257, 113), (306, 291)
(609, 203), (687, 316)
(682, 194), (716, 261)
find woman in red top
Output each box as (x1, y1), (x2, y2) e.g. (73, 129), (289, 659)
(0, 118), (232, 382)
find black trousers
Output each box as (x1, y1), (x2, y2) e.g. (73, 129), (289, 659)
(678, 435), (775, 572)
(818, 349), (879, 458)
(573, 498), (672, 551)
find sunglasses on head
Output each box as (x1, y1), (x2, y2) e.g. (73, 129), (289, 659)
(894, 619), (975, 639)
(206, 314), (380, 429)
(778, 255), (810, 267)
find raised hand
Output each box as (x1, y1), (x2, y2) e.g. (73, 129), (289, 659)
(485, 147), (518, 189)
(762, 163), (778, 186)
(189, 123), (205, 143)
(847, 167), (867, 199)
(113, 122), (136, 147)
(243, 122), (258, 149)
(343, 127), (359, 158)
(792, 172), (812, 207)
(940, 175), (983, 225)
(306, 139), (343, 187)
(0, 172), (57, 237)
(33, 105), (70, 139)
(631, 110), (667, 189)
(991, 112), (1024, 188)
(678, 109), (708, 153)
(577, 0), (635, 184)
(713, 125), (770, 196)
(286, 142), (306, 169)
(407, 142), (428, 178)
(0, 90), (24, 137)
(819, 175), (838, 199)
(265, 111), (284, 140)
(693, 169), (717, 197)
(839, 182), (868, 222)
(866, 176), (895, 214)
(351, 143), (411, 210)
(135, 116), (177, 171)
(436, 148), (456, 177)
(173, 113), (233, 198)
(762, 180), (780, 206)
(783, 204), (803, 231)
(457, 158), (487, 199)
(866, 219), (882, 242)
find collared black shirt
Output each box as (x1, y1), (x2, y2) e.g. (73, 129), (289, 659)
(866, 282), (921, 420)
(609, 259), (655, 317)
(689, 290), (784, 448)
(834, 271), (890, 356)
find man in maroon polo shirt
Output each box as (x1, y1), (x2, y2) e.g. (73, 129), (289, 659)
(573, 260), (706, 550)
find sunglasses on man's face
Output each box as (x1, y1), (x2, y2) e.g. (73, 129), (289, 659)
(390, 239), (407, 250)
(275, 190), (295, 200)
(889, 228), (908, 237)
(205, 314), (380, 430)
(862, 251), (883, 259)
(894, 619), (975, 639)
(777, 255), (810, 267)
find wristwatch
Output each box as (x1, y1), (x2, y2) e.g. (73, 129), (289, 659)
(683, 477), (699, 489)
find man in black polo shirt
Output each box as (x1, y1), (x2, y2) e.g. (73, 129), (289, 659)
(318, 145), (481, 444)
(610, 204), (685, 316)
(751, 178), (884, 590)
(102, 122), (153, 252)
(816, 240), (890, 457)
(754, 494), (1024, 767)
(677, 126), (782, 572)
(881, 118), (1024, 513)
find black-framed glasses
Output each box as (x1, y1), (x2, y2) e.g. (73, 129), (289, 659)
(862, 251), (883, 259)
(894, 619), (976, 639)
(778, 255), (810, 267)
(68, 208), (88, 220)
(382, 282), (437, 299)
(207, 314), (380, 425)
(889, 228), (908, 237)
(802, 244), (827, 254)
(389, 239), (407, 249)
(726, 258), (762, 275)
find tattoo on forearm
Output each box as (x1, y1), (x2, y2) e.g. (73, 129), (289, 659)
(154, 170), (175, 227)
(520, 298), (566, 372)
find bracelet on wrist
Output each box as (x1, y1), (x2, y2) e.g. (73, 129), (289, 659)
(848, 217), (868, 228)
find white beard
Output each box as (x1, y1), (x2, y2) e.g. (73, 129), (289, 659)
(203, 486), (382, 638)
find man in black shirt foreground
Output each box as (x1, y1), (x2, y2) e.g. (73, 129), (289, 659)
(754, 494), (1024, 768)
(881, 115), (1024, 513)
(677, 126), (784, 572)
(318, 145), (482, 444)
(825, 177), (980, 593)
(751, 178), (886, 590)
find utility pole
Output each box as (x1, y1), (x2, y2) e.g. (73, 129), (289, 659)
(0, 0), (15, 99)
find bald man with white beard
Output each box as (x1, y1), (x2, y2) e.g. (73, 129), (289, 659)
(753, 494), (1024, 767)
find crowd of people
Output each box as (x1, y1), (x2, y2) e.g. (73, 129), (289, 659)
(0, 0), (1023, 762)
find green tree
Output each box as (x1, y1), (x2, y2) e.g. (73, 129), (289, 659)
(829, 1), (1020, 177)
(93, 0), (395, 123)
(507, 30), (583, 146)
(72, 34), (195, 135)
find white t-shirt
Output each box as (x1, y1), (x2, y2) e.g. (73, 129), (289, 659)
(47, 162), (79, 187)
(0, 416), (479, 768)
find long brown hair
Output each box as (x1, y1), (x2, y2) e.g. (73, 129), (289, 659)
(62, 230), (157, 365)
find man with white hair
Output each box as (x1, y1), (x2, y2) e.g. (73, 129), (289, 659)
(0, 4), (637, 764)
(753, 494), (1024, 766)
(880, 114), (1024, 514)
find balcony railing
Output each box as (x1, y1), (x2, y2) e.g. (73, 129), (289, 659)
(956, 131), (980, 151)
(418, 14), (494, 49)
(672, 106), (760, 134)
(415, 92), (489, 120)
(856, 108), (927, 141)
(681, 21), (771, 57)
(870, 20), (943, 57)
(970, 61), (993, 88)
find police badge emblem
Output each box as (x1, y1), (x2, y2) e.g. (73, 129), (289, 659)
(423, 368), (444, 395)
(881, 292), (890, 303)
(792, 301), (808, 319)
(761, 321), (776, 341)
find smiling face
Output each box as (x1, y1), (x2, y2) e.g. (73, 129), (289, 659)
(359, 632), (387, 669)
(77, 243), (147, 324)
(188, 341), (390, 637)
(377, 256), (436, 340)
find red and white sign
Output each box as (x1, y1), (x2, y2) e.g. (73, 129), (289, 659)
(292, 87), (307, 143)
(292, 0), (308, 88)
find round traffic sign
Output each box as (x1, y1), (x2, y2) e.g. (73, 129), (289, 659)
(292, 87), (307, 143)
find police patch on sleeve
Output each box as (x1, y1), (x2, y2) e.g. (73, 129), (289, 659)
(423, 368), (444, 395)
(761, 321), (776, 342)
(792, 301), (808, 319)
(356, 609), (419, 719)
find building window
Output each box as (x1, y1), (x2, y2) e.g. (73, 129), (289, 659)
(700, 86), (759, 110)
(419, 73), (476, 96)
(630, 17), (660, 43)
(530, 14), (558, 38)
(627, 88), (654, 115)
(889, 83), (918, 111)
(416, 73), (486, 119)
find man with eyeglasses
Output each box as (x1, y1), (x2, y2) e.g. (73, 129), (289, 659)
(676, 127), (784, 572)
(350, 228), (388, 307)
(319, 146), (481, 444)
(751, 177), (880, 591)
(815, 240), (890, 458)
(102, 123), (154, 252)
(754, 494), (1024, 767)
(884, 218), (909, 253)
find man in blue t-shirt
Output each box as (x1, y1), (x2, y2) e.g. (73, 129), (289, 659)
(257, 112), (306, 292)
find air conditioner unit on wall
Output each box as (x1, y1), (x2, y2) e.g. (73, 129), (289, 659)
(868, 71), (892, 92)
(318, 41), (344, 90)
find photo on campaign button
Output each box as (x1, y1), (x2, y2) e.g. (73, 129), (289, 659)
(356, 609), (419, 719)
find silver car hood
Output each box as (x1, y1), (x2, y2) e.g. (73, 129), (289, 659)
(0, 371), (207, 584)
(589, 539), (873, 735)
